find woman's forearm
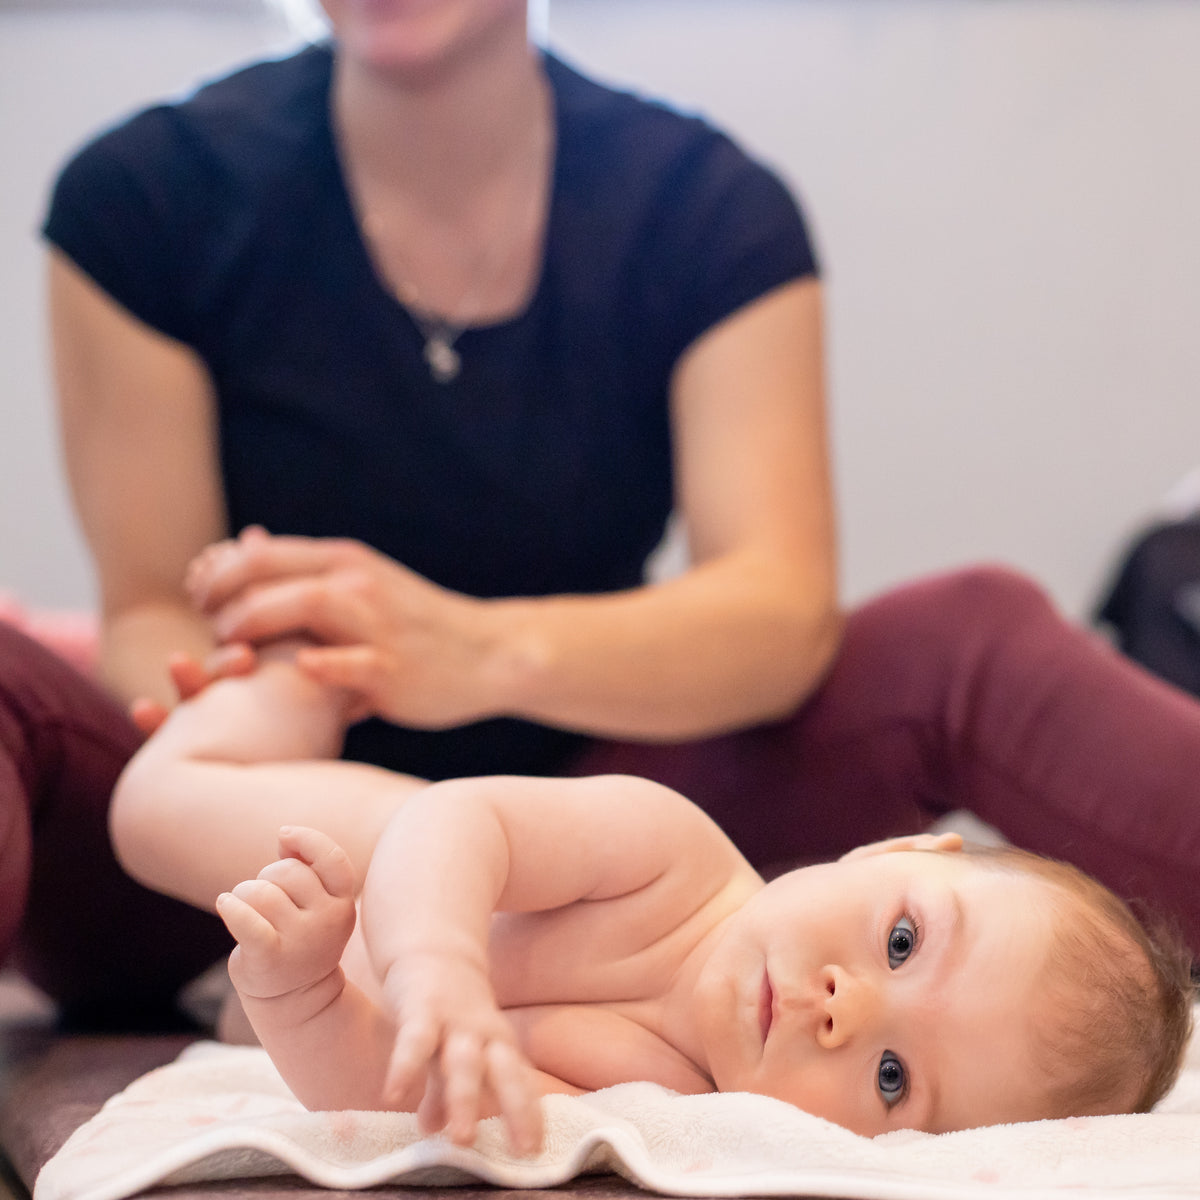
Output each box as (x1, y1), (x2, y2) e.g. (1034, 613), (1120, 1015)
(98, 600), (216, 709)
(482, 551), (843, 740)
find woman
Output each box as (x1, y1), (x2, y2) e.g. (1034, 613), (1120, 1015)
(32, 0), (1200, 1013)
(47, 0), (840, 779)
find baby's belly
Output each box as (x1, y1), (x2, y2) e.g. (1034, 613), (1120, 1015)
(504, 1004), (712, 1096)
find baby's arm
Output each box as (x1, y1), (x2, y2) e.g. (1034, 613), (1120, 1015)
(359, 774), (752, 1151)
(110, 643), (426, 910)
(220, 826), (588, 1150)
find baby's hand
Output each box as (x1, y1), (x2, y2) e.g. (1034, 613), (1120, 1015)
(217, 826), (358, 1004)
(381, 952), (543, 1156)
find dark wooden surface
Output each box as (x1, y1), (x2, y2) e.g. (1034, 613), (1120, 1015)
(0, 995), (670, 1200)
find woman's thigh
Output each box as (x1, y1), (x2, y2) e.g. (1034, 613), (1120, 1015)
(0, 622), (230, 1025)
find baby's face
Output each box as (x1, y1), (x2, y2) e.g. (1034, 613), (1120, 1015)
(693, 849), (1057, 1136)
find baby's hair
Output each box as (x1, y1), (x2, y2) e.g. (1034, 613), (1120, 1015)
(962, 844), (1195, 1118)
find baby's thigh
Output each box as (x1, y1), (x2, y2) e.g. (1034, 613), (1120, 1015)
(340, 906), (383, 1005)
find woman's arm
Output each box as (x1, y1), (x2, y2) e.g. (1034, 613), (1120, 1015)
(497, 275), (841, 735)
(48, 249), (228, 708)
(191, 278), (842, 739)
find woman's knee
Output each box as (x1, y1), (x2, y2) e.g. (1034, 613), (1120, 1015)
(857, 564), (1056, 651)
(921, 563), (1054, 623)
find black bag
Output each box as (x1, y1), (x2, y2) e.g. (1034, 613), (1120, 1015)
(1095, 517), (1200, 698)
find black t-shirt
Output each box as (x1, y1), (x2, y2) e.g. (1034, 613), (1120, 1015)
(44, 42), (818, 778)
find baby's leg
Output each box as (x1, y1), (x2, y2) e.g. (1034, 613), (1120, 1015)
(113, 648), (428, 910)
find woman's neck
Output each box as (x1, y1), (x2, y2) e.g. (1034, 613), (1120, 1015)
(328, 23), (554, 327)
(331, 29), (548, 209)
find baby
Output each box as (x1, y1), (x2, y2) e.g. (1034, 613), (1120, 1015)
(112, 650), (1194, 1155)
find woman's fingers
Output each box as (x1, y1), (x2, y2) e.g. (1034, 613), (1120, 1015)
(188, 528), (360, 613)
(201, 641), (258, 683)
(130, 644), (259, 735)
(295, 643), (382, 695)
(209, 576), (371, 647)
(130, 697), (169, 735)
(166, 643), (257, 699)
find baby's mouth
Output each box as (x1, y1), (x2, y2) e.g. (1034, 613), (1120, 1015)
(759, 972), (774, 1045)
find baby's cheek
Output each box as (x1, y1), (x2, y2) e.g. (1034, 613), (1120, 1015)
(756, 1054), (868, 1134)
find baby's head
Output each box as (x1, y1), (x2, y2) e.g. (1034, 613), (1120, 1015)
(695, 832), (1193, 1136)
(958, 843), (1194, 1121)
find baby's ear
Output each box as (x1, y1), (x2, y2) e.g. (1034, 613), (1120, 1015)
(838, 831), (964, 862)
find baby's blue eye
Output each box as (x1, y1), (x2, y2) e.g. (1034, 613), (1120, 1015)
(887, 915), (917, 969)
(878, 1052), (906, 1105)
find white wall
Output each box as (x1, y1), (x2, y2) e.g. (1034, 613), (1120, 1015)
(0, 5), (297, 611)
(4, 0), (1200, 619)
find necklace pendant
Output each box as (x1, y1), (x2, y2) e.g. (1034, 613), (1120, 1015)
(424, 334), (461, 384)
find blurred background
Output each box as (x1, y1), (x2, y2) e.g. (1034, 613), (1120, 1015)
(3, 0), (1199, 621)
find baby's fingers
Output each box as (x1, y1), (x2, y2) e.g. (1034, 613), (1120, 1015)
(276, 825), (358, 899)
(485, 1041), (543, 1156)
(415, 1067), (446, 1139)
(441, 1032), (485, 1146)
(384, 1016), (442, 1106)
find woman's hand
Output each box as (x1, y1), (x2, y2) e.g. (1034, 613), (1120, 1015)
(181, 277), (841, 743)
(129, 642), (257, 735)
(187, 527), (509, 729)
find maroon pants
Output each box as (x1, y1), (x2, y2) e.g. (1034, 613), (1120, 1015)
(579, 566), (1200, 950)
(0, 625), (231, 1026)
(3, 564), (1200, 1021)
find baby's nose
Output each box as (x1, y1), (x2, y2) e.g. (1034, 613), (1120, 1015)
(815, 965), (878, 1049)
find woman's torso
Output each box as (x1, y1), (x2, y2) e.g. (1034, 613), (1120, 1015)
(43, 43), (817, 778)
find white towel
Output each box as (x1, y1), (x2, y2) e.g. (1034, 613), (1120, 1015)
(36, 1020), (1200, 1200)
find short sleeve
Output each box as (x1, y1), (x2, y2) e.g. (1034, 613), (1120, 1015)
(643, 131), (820, 366)
(42, 108), (200, 343)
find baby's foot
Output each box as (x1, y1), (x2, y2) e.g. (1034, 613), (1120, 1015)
(217, 826), (358, 1008)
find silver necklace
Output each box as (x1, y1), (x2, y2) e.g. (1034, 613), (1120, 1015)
(389, 107), (552, 385)
(398, 179), (539, 385)
(408, 307), (468, 384)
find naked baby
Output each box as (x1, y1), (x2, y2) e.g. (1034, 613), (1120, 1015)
(111, 651), (1193, 1156)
